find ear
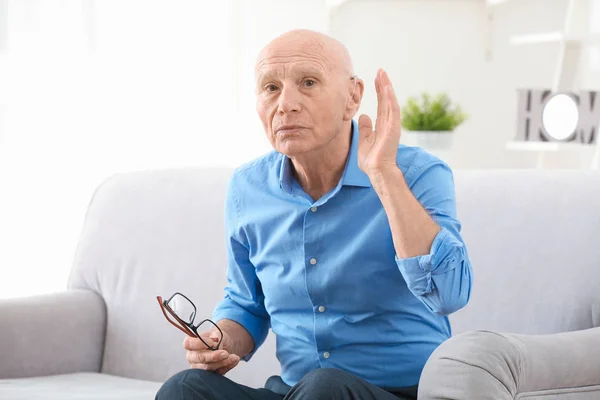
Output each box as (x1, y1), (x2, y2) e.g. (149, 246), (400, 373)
(343, 77), (365, 121)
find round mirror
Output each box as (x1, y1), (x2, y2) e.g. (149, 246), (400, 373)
(542, 93), (579, 140)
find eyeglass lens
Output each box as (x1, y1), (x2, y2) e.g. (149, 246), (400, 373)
(167, 293), (196, 325)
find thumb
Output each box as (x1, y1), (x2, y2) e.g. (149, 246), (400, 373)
(208, 329), (224, 346)
(199, 331), (219, 343)
(358, 114), (373, 143)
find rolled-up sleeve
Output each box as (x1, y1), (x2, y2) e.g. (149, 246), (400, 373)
(396, 160), (473, 316)
(212, 174), (270, 361)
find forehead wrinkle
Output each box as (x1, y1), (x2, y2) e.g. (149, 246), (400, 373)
(256, 54), (332, 76)
(256, 56), (329, 84)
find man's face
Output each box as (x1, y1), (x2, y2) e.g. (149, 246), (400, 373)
(255, 40), (353, 157)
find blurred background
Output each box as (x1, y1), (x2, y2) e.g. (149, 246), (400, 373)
(1, 0), (599, 299)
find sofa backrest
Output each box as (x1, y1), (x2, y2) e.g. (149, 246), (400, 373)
(67, 167), (600, 386)
(449, 170), (600, 336)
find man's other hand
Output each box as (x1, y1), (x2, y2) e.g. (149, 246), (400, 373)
(184, 331), (240, 375)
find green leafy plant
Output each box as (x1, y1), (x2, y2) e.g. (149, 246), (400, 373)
(401, 93), (467, 131)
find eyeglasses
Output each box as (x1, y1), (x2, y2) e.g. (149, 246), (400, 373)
(156, 292), (223, 351)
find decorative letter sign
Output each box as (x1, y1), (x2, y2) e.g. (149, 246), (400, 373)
(516, 89), (600, 144)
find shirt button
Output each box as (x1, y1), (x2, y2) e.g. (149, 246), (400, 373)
(310, 206), (317, 212)
(310, 258), (317, 265)
(323, 352), (330, 359)
(318, 305), (325, 312)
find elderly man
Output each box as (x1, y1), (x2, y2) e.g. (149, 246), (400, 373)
(157, 29), (472, 400)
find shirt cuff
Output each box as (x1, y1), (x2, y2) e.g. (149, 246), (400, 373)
(212, 299), (269, 362)
(395, 227), (459, 296)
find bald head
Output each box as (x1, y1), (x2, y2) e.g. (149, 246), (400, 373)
(256, 29), (354, 78)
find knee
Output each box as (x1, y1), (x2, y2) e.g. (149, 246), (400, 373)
(155, 369), (220, 400)
(297, 368), (356, 395)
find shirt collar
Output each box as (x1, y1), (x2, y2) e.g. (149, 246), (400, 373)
(279, 119), (372, 194)
(341, 119), (372, 188)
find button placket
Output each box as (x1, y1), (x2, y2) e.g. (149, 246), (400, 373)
(304, 199), (332, 366)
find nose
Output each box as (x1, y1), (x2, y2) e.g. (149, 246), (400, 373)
(277, 85), (301, 115)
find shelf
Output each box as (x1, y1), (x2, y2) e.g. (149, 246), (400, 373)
(510, 32), (564, 45)
(510, 32), (600, 45)
(506, 141), (594, 152)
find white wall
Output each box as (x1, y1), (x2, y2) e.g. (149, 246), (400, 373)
(0, 0), (236, 298)
(330, 0), (599, 169)
(583, 0), (600, 88)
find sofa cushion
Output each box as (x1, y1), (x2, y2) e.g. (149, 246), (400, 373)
(0, 372), (162, 400)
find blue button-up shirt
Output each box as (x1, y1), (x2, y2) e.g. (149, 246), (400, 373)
(213, 120), (473, 389)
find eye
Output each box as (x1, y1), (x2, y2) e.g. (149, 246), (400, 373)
(264, 84), (279, 93)
(303, 79), (316, 87)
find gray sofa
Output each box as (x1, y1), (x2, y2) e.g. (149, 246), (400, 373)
(1, 168), (599, 399)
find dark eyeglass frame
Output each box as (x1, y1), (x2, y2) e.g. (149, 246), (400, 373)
(156, 292), (223, 351)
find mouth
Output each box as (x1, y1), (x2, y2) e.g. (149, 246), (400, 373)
(276, 125), (305, 135)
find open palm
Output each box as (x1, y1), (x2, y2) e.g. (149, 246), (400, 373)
(357, 69), (402, 176)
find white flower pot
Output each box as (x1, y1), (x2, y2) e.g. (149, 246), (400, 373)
(403, 130), (454, 151)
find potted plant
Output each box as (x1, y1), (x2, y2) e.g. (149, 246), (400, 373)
(401, 92), (467, 150)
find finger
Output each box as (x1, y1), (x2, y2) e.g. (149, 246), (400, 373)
(386, 83), (400, 112)
(183, 332), (219, 350)
(207, 350), (230, 363)
(386, 85), (402, 133)
(380, 70), (399, 124)
(379, 84), (390, 129)
(375, 69), (383, 109)
(208, 333), (221, 345)
(381, 85), (399, 135)
(379, 70), (394, 118)
(215, 355), (241, 375)
(375, 70), (384, 122)
(192, 354), (239, 372)
(184, 336), (206, 351)
(187, 349), (229, 365)
(380, 69), (393, 89)
(358, 114), (373, 142)
(203, 329), (222, 345)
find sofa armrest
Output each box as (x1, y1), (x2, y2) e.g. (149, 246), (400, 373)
(419, 328), (600, 399)
(0, 289), (106, 378)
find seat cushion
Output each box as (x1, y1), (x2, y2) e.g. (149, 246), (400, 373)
(0, 372), (162, 400)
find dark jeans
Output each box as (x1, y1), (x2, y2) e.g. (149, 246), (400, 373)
(155, 368), (418, 400)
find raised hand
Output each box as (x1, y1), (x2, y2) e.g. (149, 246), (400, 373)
(357, 69), (402, 176)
